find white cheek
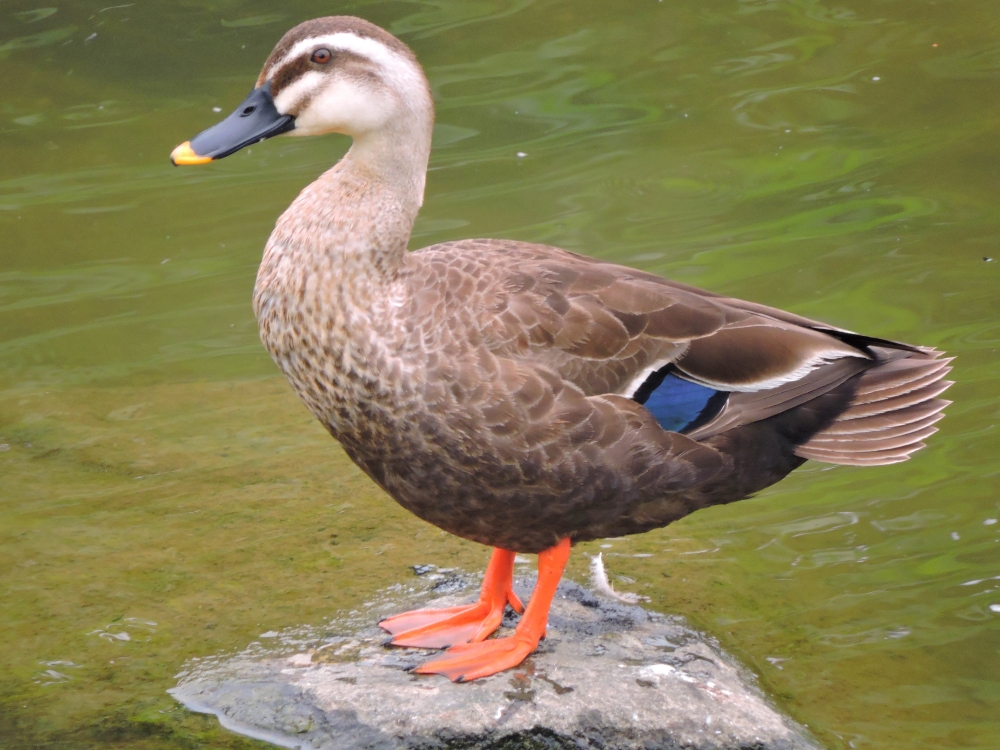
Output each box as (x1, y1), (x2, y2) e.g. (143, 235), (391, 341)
(273, 70), (323, 115)
(286, 77), (396, 137)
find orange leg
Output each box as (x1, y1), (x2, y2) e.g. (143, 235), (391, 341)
(414, 537), (571, 682)
(379, 548), (524, 649)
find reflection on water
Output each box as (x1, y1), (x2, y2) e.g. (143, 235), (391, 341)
(1, 1), (998, 749)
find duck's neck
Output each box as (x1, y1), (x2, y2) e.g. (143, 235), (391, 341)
(345, 112), (432, 214)
(284, 120), (431, 272)
(252, 110), (433, 406)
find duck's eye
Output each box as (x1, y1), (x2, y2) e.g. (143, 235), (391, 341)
(311, 48), (332, 64)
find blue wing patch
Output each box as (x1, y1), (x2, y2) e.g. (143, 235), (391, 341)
(632, 368), (727, 434)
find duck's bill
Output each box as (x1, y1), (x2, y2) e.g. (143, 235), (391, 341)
(170, 84), (295, 166)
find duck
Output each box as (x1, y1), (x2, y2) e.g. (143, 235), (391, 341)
(170, 16), (953, 683)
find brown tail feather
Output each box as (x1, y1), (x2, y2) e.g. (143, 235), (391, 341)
(816, 410), (945, 440)
(796, 349), (952, 466)
(848, 354), (948, 387)
(818, 401), (946, 437)
(839, 380), (952, 420)
(850, 361), (953, 405)
(798, 448), (918, 466)
(806, 424), (940, 452)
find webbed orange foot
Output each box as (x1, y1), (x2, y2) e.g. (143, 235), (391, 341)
(413, 633), (537, 681)
(380, 548), (522, 648)
(414, 537), (571, 682)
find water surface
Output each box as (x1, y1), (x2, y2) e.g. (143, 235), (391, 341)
(1, 1), (998, 748)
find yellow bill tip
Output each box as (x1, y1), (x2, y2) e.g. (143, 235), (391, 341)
(170, 141), (213, 166)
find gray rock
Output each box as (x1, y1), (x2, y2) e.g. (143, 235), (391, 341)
(169, 577), (819, 750)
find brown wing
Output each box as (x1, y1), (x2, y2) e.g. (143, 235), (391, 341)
(402, 239), (950, 465)
(405, 240), (869, 423)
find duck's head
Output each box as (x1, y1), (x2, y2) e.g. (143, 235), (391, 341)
(170, 16), (432, 166)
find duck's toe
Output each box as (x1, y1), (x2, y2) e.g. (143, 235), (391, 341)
(413, 634), (537, 681)
(379, 604), (474, 637)
(382, 591), (519, 649)
(382, 548), (523, 648)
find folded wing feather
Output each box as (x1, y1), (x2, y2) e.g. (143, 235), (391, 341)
(411, 240), (950, 465)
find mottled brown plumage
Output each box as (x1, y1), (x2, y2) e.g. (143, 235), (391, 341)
(238, 16), (954, 553)
(174, 16), (953, 680)
(255, 220), (951, 552)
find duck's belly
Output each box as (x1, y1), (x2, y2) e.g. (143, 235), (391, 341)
(324, 383), (708, 554)
(264, 360), (560, 551)
(338, 430), (633, 554)
(256, 292), (708, 553)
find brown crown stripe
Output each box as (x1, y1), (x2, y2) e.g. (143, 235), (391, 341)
(269, 49), (380, 99)
(257, 15), (416, 88)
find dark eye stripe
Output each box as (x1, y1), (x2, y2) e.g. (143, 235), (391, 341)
(270, 55), (314, 95)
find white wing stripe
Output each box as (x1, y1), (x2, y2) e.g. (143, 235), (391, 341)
(681, 350), (865, 393)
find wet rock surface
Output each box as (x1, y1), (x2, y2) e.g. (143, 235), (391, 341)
(169, 576), (819, 750)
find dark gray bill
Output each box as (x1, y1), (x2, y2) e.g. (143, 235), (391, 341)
(170, 84), (295, 165)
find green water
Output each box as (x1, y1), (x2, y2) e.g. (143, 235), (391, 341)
(1, 0), (998, 747)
